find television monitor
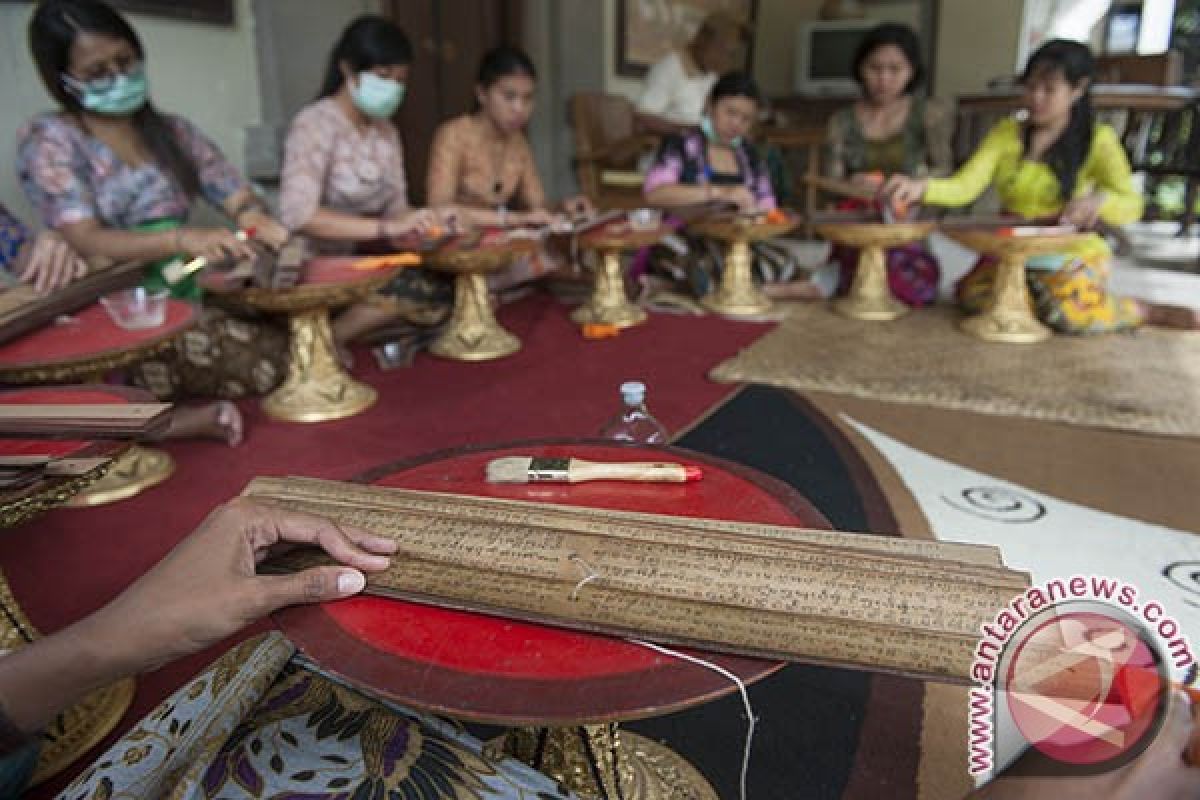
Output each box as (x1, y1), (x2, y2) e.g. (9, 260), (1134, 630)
(794, 19), (879, 95)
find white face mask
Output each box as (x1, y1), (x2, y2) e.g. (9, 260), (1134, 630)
(350, 72), (406, 118)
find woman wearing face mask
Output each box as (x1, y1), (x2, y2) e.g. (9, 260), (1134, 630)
(884, 39), (1199, 332)
(640, 72), (820, 299)
(17, 0), (294, 444)
(643, 71), (774, 214)
(823, 23), (950, 308)
(426, 46), (591, 293)
(280, 15), (448, 344)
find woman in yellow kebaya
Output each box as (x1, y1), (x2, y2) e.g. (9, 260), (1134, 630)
(885, 39), (1198, 333)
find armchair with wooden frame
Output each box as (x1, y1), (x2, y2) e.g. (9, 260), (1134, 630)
(569, 92), (660, 210)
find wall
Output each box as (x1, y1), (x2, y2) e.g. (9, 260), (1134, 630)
(0, 0), (264, 224)
(936, 0), (1025, 98)
(248, 0), (380, 178)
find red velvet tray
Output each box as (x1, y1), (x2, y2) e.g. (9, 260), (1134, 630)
(0, 301), (195, 369)
(273, 441), (830, 726)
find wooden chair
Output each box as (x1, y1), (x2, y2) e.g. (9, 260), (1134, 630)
(761, 126), (827, 237)
(569, 92), (659, 210)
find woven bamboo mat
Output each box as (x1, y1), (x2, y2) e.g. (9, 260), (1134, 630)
(710, 304), (1200, 437)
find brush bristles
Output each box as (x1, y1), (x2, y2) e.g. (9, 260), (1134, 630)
(485, 456), (535, 483)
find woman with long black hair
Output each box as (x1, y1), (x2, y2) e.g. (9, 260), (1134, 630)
(279, 14), (448, 343)
(885, 39), (1198, 332)
(17, 0), (295, 442)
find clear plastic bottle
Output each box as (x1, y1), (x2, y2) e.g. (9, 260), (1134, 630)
(600, 381), (669, 444)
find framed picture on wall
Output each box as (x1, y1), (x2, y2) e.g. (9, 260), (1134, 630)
(616, 0), (758, 78)
(0, 0), (234, 25)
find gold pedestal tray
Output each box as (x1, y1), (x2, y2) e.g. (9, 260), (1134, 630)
(425, 242), (531, 361)
(66, 444), (173, 507)
(944, 228), (1084, 344)
(571, 226), (668, 329)
(0, 569), (135, 788)
(223, 263), (397, 422)
(815, 221), (936, 322)
(689, 213), (799, 319)
(490, 724), (718, 800)
(1, 452), (117, 527)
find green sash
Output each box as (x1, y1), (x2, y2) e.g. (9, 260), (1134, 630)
(132, 218), (202, 301)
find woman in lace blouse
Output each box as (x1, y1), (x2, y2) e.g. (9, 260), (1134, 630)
(279, 15), (448, 344)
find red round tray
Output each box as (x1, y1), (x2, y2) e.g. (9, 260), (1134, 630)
(273, 441), (830, 726)
(0, 300), (195, 369)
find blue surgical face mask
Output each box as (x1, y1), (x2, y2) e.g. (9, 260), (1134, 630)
(351, 72), (406, 119)
(63, 64), (148, 115)
(700, 114), (742, 148)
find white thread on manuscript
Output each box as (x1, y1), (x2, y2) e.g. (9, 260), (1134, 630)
(629, 639), (757, 800)
(568, 554), (601, 601)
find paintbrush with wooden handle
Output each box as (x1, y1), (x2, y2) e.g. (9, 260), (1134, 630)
(485, 455), (703, 484)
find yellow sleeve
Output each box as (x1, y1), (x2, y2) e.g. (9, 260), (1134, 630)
(1087, 125), (1143, 226)
(923, 119), (1015, 208)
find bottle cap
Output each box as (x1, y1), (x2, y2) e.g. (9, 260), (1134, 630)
(619, 381), (646, 405)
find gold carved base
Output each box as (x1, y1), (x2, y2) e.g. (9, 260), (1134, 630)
(66, 445), (174, 507)
(959, 255), (1053, 344)
(264, 308), (377, 423)
(430, 273), (521, 361)
(489, 725), (718, 800)
(571, 250), (647, 329)
(700, 239), (772, 318)
(833, 245), (908, 321)
(0, 569), (134, 788)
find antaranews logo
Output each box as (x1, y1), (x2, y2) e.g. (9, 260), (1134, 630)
(967, 575), (1195, 778)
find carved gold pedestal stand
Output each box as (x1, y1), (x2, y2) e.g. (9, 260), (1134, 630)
(815, 221), (936, 321)
(489, 724), (718, 800)
(228, 266), (397, 422)
(689, 214), (799, 319)
(425, 243), (531, 361)
(943, 229), (1084, 344)
(0, 569), (134, 787)
(0, 323), (189, 507)
(571, 226), (668, 329)
(68, 444), (172, 506)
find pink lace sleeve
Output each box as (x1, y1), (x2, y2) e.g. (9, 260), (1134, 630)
(279, 106), (333, 231)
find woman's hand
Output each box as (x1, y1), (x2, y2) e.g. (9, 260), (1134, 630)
(15, 229), (87, 293)
(236, 209), (290, 252)
(81, 497), (397, 675)
(177, 227), (258, 263)
(1059, 192), (1106, 230)
(716, 186), (759, 213)
(881, 175), (928, 209)
(383, 209), (441, 240)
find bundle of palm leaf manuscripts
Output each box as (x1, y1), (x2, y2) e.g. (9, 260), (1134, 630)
(250, 475), (1030, 683)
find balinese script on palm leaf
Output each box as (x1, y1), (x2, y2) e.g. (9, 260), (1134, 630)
(249, 476), (1029, 683)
